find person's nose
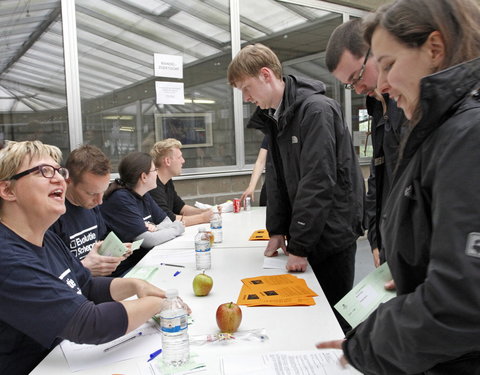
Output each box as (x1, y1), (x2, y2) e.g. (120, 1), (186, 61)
(94, 193), (103, 205)
(242, 89), (253, 103)
(354, 84), (364, 95)
(377, 70), (390, 95)
(51, 170), (67, 183)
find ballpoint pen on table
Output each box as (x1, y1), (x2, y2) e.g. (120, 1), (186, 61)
(147, 348), (162, 362)
(159, 263), (185, 268)
(103, 332), (143, 352)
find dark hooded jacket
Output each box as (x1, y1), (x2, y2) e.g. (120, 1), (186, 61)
(364, 95), (404, 255)
(344, 57), (480, 374)
(249, 75), (364, 261)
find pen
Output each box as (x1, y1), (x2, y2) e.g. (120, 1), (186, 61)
(103, 332), (142, 352)
(147, 348), (162, 362)
(159, 263), (185, 268)
(173, 271), (181, 277)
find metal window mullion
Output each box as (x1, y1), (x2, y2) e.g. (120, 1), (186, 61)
(230, 0), (244, 170)
(61, 0), (83, 149)
(342, 12), (353, 133)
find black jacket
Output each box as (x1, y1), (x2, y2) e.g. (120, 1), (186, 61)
(344, 58), (480, 374)
(249, 75), (364, 260)
(364, 95), (404, 253)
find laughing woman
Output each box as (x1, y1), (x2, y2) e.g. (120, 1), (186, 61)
(317, 0), (480, 374)
(0, 141), (181, 374)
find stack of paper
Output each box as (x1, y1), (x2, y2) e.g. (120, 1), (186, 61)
(237, 274), (317, 307)
(249, 229), (270, 240)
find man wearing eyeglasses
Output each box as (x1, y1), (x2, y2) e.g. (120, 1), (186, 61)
(50, 145), (128, 276)
(326, 19), (405, 268)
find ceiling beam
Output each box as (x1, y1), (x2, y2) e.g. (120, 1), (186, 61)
(0, 6), (61, 75)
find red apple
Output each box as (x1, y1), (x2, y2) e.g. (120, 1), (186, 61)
(216, 302), (242, 333)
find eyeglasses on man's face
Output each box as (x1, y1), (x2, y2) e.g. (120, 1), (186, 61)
(9, 164), (69, 181)
(344, 48), (371, 90)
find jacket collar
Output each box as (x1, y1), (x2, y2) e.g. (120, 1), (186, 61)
(401, 57), (480, 162)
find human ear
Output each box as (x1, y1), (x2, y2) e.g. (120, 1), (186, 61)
(259, 67), (272, 82)
(0, 181), (17, 202)
(426, 31), (445, 69)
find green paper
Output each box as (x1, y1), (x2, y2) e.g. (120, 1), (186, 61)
(334, 262), (396, 329)
(131, 238), (144, 250)
(98, 231), (127, 257)
(125, 265), (159, 281)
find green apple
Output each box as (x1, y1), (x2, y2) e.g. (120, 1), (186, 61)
(192, 270), (213, 296)
(216, 302), (242, 333)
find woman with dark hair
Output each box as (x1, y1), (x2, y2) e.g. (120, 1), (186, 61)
(317, 0), (480, 374)
(100, 152), (184, 274)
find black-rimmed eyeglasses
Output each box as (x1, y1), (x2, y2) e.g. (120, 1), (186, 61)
(9, 164), (69, 181)
(344, 48), (370, 90)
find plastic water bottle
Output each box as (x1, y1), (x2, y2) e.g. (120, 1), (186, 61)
(159, 289), (189, 366)
(195, 227), (211, 270)
(210, 210), (223, 243)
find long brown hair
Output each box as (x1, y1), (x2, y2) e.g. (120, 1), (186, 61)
(364, 0), (480, 71)
(364, 0), (480, 127)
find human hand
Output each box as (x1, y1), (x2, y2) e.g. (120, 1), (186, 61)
(123, 243), (133, 258)
(264, 235), (287, 257)
(286, 253), (308, 272)
(135, 279), (166, 299)
(316, 339), (349, 367)
(81, 242), (123, 276)
(372, 248), (380, 268)
(240, 186), (255, 206)
(201, 209), (214, 223)
(176, 296), (192, 315)
(384, 279), (396, 290)
(145, 221), (157, 232)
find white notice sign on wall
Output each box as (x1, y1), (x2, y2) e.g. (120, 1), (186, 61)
(154, 54), (183, 79)
(155, 81), (184, 105)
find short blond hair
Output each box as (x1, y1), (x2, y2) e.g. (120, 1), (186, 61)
(150, 138), (182, 167)
(227, 43), (283, 87)
(0, 140), (62, 181)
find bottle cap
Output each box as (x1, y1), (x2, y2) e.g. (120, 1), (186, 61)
(165, 289), (178, 299)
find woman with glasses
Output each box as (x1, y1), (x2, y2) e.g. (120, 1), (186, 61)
(100, 152), (184, 274)
(0, 141), (185, 374)
(317, 0), (480, 373)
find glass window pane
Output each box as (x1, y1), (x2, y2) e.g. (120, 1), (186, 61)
(239, 1), (344, 164)
(77, 0), (235, 172)
(0, 0), (69, 153)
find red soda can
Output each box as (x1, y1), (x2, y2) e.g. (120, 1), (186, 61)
(233, 198), (241, 213)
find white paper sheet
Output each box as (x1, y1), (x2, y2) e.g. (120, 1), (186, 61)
(60, 321), (162, 372)
(141, 249), (196, 267)
(262, 254), (288, 269)
(220, 350), (360, 375)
